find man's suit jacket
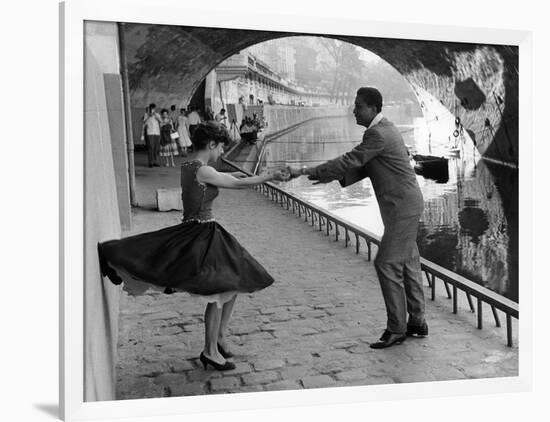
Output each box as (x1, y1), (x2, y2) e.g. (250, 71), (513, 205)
(312, 117), (424, 225)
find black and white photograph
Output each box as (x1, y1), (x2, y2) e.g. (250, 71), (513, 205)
(47, 0), (541, 420)
(86, 18), (520, 399)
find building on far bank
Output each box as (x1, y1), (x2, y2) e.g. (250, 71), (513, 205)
(205, 49), (333, 117)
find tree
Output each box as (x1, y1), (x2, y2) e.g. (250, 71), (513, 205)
(319, 39), (366, 104)
(292, 42), (322, 89)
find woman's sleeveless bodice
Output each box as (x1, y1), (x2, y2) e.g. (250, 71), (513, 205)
(181, 160), (219, 222)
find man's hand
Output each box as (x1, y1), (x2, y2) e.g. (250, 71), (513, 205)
(287, 166), (303, 179)
(286, 166), (307, 179)
(271, 168), (291, 182)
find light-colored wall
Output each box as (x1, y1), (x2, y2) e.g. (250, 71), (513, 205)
(104, 73), (132, 230)
(261, 105), (350, 137)
(83, 21), (125, 402)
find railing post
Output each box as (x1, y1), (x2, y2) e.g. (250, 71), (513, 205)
(453, 285), (458, 314)
(477, 298), (483, 329)
(506, 314), (513, 347)
(345, 228), (349, 247)
(443, 280), (452, 299)
(491, 306), (501, 327)
(424, 270), (432, 288)
(431, 274), (435, 301)
(355, 234), (360, 254)
(466, 292), (475, 312)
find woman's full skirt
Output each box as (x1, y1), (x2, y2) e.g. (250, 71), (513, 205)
(98, 221), (274, 297)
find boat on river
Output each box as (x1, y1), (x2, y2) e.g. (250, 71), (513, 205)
(412, 154), (449, 183)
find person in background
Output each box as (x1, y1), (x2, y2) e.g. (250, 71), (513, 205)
(177, 108), (192, 155)
(140, 106), (149, 144)
(215, 108), (228, 127)
(159, 108), (178, 167)
(143, 103), (161, 167)
(169, 105), (179, 129)
(98, 123), (289, 371)
(239, 117), (257, 144)
(204, 107), (215, 121)
(187, 106), (201, 138)
(251, 113), (261, 130)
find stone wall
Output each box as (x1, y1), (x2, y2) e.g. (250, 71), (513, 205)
(260, 105), (349, 138)
(83, 21), (126, 402)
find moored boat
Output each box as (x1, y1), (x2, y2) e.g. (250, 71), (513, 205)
(412, 154), (449, 183)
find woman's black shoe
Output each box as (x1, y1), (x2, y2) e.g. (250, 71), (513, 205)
(199, 352), (236, 371)
(217, 343), (234, 358)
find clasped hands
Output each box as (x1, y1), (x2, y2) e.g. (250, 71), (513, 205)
(265, 166), (322, 183)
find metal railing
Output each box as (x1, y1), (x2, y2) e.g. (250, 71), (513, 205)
(221, 158), (519, 347)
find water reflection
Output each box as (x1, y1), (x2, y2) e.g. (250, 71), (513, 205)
(259, 112), (518, 302)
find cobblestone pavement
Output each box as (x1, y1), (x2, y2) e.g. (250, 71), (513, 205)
(116, 156), (518, 400)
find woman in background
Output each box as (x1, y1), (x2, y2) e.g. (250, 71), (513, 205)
(159, 108), (178, 167)
(177, 108), (192, 155)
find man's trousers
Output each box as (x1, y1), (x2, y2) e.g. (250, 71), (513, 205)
(374, 213), (425, 334)
(145, 134), (160, 166)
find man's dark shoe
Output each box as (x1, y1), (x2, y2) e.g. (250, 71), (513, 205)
(406, 321), (429, 337)
(370, 330), (407, 349)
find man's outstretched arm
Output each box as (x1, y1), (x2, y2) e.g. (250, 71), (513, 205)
(289, 130), (384, 183)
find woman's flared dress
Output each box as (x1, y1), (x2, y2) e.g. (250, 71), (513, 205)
(159, 121), (179, 157)
(177, 115), (192, 148)
(98, 160), (274, 304)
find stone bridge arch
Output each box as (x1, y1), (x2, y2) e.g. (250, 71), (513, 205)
(122, 23), (518, 166)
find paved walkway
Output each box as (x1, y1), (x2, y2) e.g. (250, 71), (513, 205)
(115, 153), (518, 400)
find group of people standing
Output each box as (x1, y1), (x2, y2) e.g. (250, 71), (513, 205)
(101, 86), (427, 373)
(142, 103), (201, 167)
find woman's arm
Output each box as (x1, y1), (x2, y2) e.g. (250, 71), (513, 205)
(228, 171), (248, 179)
(197, 166), (283, 189)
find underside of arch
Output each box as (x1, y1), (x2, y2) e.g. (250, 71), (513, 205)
(122, 23), (518, 166)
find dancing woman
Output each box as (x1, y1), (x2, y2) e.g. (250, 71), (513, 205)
(98, 122), (288, 370)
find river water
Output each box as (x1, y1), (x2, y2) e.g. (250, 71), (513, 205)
(256, 110), (518, 302)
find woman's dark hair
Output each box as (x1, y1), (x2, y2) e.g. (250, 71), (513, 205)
(191, 122), (232, 150)
(356, 87), (383, 113)
(160, 108), (169, 114)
